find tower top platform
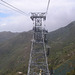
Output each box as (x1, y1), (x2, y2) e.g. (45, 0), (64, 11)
(30, 12), (46, 20)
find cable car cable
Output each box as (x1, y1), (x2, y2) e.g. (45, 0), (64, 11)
(0, 3), (29, 16)
(1, 0), (28, 16)
(46, 0), (51, 15)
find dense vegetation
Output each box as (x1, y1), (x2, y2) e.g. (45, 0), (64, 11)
(0, 21), (75, 75)
(0, 31), (32, 75)
(66, 68), (75, 75)
(48, 21), (75, 75)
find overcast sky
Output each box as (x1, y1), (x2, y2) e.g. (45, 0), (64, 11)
(0, 0), (75, 32)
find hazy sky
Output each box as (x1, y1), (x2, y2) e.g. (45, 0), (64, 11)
(0, 0), (75, 32)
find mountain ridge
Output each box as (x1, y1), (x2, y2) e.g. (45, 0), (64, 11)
(0, 31), (19, 43)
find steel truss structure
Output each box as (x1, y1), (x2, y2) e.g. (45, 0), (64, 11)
(27, 12), (50, 75)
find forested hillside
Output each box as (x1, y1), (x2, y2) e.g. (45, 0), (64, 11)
(48, 21), (75, 75)
(0, 21), (75, 75)
(0, 31), (32, 75)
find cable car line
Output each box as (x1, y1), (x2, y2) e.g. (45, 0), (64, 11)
(0, 3), (28, 16)
(1, 0), (28, 16)
(46, 0), (51, 15)
(1, 0), (50, 17)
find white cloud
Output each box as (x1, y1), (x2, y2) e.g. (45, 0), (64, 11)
(0, 0), (75, 32)
(0, 23), (6, 26)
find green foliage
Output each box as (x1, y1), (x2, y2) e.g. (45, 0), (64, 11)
(66, 72), (70, 75)
(53, 56), (75, 75)
(0, 21), (75, 75)
(47, 21), (75, 75)
(66, 69), (75, 75)
(0, 31), (32, 75)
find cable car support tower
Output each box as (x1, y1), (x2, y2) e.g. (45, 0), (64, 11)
(27, 12), (50, 75)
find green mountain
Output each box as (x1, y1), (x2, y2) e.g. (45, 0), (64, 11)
(48, 21), (75, 43)
(0, 31), (19, 43)
(0, 21), (75, 75)
(0, 31), (33, 75)
(48, 21), (75, 75)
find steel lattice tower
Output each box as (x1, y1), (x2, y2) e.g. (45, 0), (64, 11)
(27, 13), (50, 75)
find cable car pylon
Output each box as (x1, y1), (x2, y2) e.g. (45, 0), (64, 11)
(27, 12), (50, 75)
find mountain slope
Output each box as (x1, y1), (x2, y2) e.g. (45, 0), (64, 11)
(48, 21), (75, 43)
(0, 31), (33, 75)
(0, 31), (19, 43)
(54, 55), (75, 75)
(48, 21), (75, 75)
(0, 21), (75, 75)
